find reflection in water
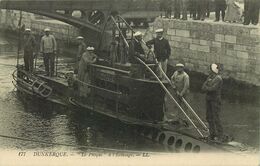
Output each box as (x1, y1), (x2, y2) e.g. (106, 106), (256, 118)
(0, 33), (259, 152)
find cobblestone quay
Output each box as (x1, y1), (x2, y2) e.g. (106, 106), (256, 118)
(144, 18), (260, 86)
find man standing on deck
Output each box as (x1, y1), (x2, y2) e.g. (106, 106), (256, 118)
(129, 31), (148, 63)
(146, 28), (171, 79)
(202, 63), (223, 141)
(78, 47), (97, 98)
(40, 28), (57, 77)
(164, 63), (190, 126)
(23, 28), (36, 72)
(75, 36), (86, 74)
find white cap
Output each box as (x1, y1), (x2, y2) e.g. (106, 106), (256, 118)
(210, 63), (219, 74)
(87, 46), (95, 51)
(76, 36), (84, 39)
(133, 31), (142, 37)
(44, 28), (50, 32)
(25, 28), (31, 32)
(155, 28), (163, 33)
(176, 63), (184, 67)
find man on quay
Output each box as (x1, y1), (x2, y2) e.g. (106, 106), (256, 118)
(146, 28), (171, 78)
(202, 63), (223, 141)
(40, 28), (57, 77)
(214, 0), (227, 22)
(164, 63), (190, 126)
(23, 28), (36, 72)
(243, 0), (260, 25)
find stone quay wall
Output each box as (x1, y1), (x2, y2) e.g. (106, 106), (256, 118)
(144, 18), (260, 86)
(0, 10), (79, 43)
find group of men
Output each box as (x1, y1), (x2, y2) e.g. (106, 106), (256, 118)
(161, 0), (226, 21)
(130, 29), (171, 78)
(161, 0), (259, 25)
(131, 29), (223, 141)
(23, 28), (57, 77)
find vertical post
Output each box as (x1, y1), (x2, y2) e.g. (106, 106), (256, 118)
(55, 49), (58, 76)
(17, 11), (23, 67)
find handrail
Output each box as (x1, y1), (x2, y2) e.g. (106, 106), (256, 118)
(135, 57), (204, 137)
(90, 63), (130, 74)
(75, 78), (122, 95)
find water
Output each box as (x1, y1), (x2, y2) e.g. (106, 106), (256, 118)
(0, 33), (259, 152)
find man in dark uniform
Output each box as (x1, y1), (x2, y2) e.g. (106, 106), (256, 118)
(146, 29), (171, 78)
(189, 0), (197, 19)
(202, 63), (223, 141)
(196, 0), (207, 20)
(23, 28), (36, 72)
(214, 0), (227, 22)
(128, 31), (146, 63)
(181, 0), (188, 20)
(243, 0), (260, 25)
(174, 0), (182, 19)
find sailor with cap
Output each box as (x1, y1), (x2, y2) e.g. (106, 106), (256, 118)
(40, 28), (57, 77)
(165, 63), (190, 125)
(78, 46), (97, 97)
(202, 63), (223, 141)
(129, 31), (146, 63)
(146, 28), (171, 78)
(74, 36), (87, 73)
(23, 28), (36, 72)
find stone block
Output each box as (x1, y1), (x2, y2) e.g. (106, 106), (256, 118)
(236, 36), (259, 46)
(224, 35), (236, 44)
(248, 53), (257, 60)
(192, 39), (200, 44)
(234, 45), (247, 52)
(181, 37), (193, 43)
(167, 29), (176, 36)
(215, 34), (225, 42)
(237, 51), (249, 59)
(171, 20), (187, 29)
(200, 40), (209, 46)
(210, 47), (223, 54)
(185, 63), (195, 70)
(226, 49), (236, 56)
(206, 53), (220, 63)
(211, 41), (221, 48)
(171, 36), (181, 41)
(212, 24), (224, 34)
(176, 29), (190, 37)
(220, 56), (235, 65)
(252, 46), (260, 53)
(198, 45), (210, 53)
(223, 25), (250, 36)
(250, 28), (260, 36)
(190, 44), (199, 51)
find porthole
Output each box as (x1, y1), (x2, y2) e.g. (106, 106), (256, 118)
(167, 136), (175, 145)
(151, 130), (159, 140)
(158, 133), (166, 144)
(184, 142), (192, 152)
(193, 145), (200, 153)
(143, 128), (150, 136)
(175, 139), (183, 149)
